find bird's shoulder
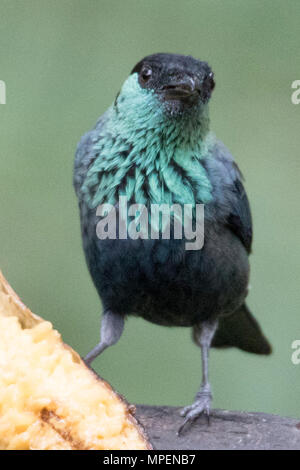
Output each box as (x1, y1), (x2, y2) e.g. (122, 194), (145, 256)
(203, 140), (253, 253)
(73, 110), (110, 198)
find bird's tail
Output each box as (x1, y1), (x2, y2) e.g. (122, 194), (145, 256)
(212, 303), (272, 355)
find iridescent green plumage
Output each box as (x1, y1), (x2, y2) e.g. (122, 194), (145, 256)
(82, 74), (214, 210)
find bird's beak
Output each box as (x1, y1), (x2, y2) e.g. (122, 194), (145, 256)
(160, 77), (200, 102)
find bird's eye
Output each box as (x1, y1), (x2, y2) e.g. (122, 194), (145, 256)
(140, 66), (152, 82)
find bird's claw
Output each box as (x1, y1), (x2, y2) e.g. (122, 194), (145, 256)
(177, 392), (212, 436)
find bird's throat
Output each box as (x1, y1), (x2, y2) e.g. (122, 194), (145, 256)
(82, 75), (214, 209)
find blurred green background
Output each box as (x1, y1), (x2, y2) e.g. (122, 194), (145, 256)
(1, 0), (300, 418)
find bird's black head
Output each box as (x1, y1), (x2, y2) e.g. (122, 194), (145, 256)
(131, 53), (215, 114)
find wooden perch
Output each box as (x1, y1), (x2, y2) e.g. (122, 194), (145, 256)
(135, 405), (300, 450)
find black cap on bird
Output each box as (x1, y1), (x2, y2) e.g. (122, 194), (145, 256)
(131, 53), (215, 107)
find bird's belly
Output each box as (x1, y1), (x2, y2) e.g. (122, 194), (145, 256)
(83, 218), (250, 327)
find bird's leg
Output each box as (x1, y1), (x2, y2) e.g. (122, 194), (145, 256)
(178, 319), (218, 435)
(84, 309), (124, 366)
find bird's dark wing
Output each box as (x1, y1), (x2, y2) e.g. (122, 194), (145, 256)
(73, 112), (109, 199)
(205, 141), (253, 253)
(226, 171), (253, 253)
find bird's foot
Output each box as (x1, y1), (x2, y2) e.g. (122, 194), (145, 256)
(178, 389), (212, 435)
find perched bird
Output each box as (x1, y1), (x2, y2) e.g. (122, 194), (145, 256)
(74, 53), (271, 433)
